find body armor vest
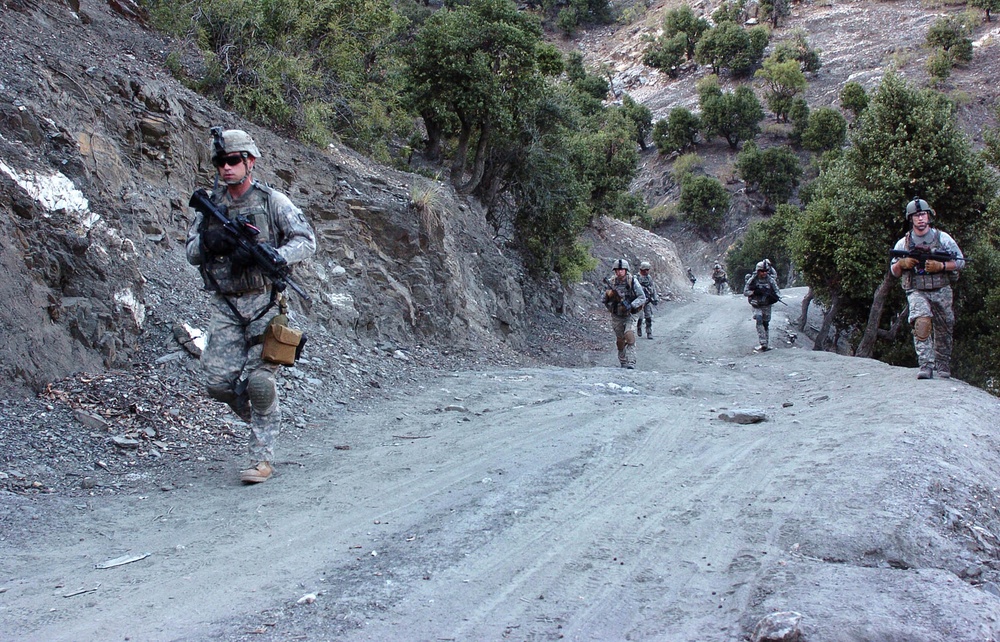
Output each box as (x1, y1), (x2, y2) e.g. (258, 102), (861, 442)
(201, 184), (274, 295)
(610, 274), (642, 316)
(902, 229), (951, 291)
(636, 274), (655, 297)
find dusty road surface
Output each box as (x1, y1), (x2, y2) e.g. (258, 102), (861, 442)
(4, 288), (1000, 641)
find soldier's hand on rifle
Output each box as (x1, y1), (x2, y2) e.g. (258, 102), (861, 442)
(262, 243), (287, 268)
(896, 257), (919, 271)
(924, 259), (945, 273)
(230, 244), (255, 267)
(201, 228), (236, 255)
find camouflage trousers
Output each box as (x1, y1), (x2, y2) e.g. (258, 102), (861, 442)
(752, 304), (772, 347)
(906, 286), (954, 373)
(201, 291), (282, 462)
(641, 303), (655, 320)
(611, 313), (638, 367)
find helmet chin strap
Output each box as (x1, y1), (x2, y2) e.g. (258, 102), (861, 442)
(224, 162), (252, 187)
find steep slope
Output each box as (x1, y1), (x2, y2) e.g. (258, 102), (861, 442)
(0, 0), (560, 393)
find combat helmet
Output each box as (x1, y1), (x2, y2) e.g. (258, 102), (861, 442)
(612, 258), (630, 271)
(211, 128), (261, 160)
(755, 261), (767, 271)
(905, 198), (933, 221)
(639, 261), (651, 271)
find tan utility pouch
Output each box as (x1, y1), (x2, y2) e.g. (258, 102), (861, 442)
(261, 317), (305, 366)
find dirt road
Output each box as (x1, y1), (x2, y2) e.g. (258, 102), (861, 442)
(4, 289), (1000, 641)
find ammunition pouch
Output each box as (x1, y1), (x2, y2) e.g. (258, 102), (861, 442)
(259, 315), (306, 366)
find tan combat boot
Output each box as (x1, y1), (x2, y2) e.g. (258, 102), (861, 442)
(240, 461), (274, 484)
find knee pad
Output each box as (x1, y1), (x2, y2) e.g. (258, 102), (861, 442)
(624, 331), (636, 345)
(913, 316), (933, 341)
(246, 369), (277, 411)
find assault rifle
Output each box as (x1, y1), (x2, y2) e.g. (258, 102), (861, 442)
(189, 189), (311, 302)
(889, 248), (968, 271)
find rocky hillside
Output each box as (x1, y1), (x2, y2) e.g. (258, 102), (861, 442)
(0, 0), (565, 394)
(2, 0), (999, 394)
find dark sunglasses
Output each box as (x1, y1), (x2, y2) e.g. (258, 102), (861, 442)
(213, 154), (246, 168)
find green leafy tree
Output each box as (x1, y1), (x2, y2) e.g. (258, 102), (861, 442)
(736, 142), (802, 208)
(643, 33), (688, 77)
(839, 82), (868, 119)
(699, 81), (764, 149)
(147, 0), (409, 156)
(405, 0), (555, 194)
(926, 15), (974, 63)
(759, 0), (790, 28)
(712, 0), (749, 24)
(662, 4), (711, 59)
(969, 0), (1000, 21)
(679, 175), (730, 233)
(771, 30), (821, 72)
(620, 94), (653, 150)
(801, 106), (847, 153)
(569, 108), (641, 209)
(755, 57), (807, 122)
(788, 96), (809, 145)
(795, 73), (995, 367)
(726, 203), (801, 285)
(652, 107), (701, 154)
(694, 22), (768, 77)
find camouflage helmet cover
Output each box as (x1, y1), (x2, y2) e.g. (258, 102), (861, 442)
(755, 261), (767, 271)
(214, 129), (261, 160)
(905, 198), (933, 221)
(612, 258), (630, 271)
(639, 261), (651, 271)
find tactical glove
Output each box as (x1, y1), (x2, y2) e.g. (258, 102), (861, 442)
(230, 244), (255, 267)
(924, 260), (945, 274)
(896, 257), (919, 271)
(201, 228), (236, 256)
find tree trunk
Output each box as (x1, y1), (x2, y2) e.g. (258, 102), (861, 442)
(455, 120), (491, 195)
(856, 271), (896, 358)
(813, 290), (839, 351)
(797, 287), (813, 332)
(449, 115), (473, 190)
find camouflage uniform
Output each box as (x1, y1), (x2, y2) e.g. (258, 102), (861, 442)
(603, 270), (647, 368)
(711, 264), (727, 295)
(891, 228), (964, 378)
(743, 270), (781, 350)
(635, 270), (659, 338)
(186, 181), (316, 463)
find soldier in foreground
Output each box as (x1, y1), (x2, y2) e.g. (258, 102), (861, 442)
(635, 261), (660, 339)
(186, 128), (317, 483)
(743, 261), (781, 352)
(603, 259), (647, 368)
(889, 197), (965, 379)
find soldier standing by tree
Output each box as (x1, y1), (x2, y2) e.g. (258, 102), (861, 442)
(889, 198), (965, 379)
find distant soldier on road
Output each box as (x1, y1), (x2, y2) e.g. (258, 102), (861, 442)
(687, 267), (697, 290)
(743, 260), (781, 352)
(635, 261), (660, 339)
(711, 262), (728, 295)
(603, 259), (647, 368)
(889, 197), (965, 379)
